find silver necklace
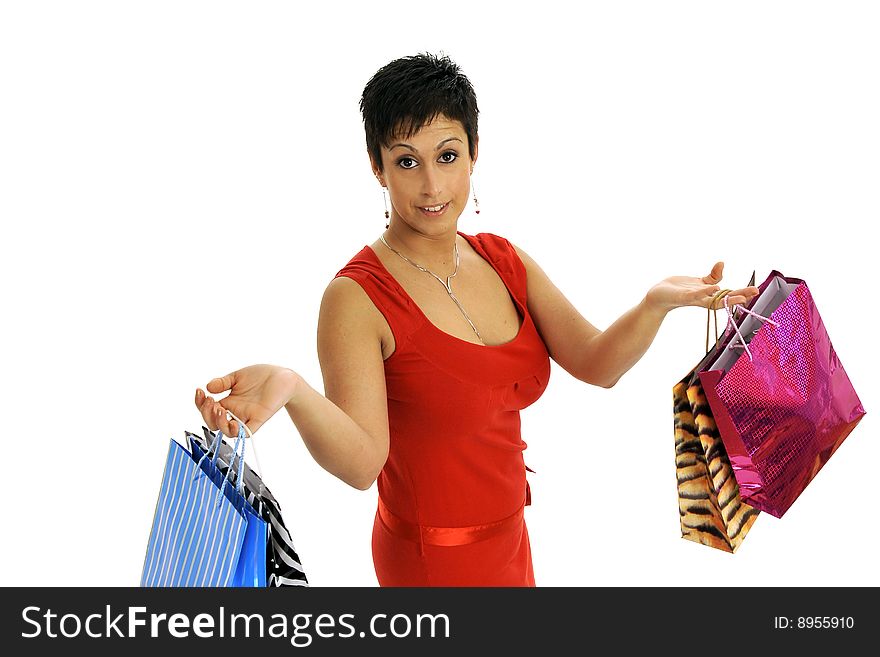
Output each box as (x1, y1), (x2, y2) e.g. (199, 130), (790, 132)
(379, 234), (484, 344)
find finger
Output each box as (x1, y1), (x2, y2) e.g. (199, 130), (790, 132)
(718, 292), (757, 308)
(206, 372), (236, 394)
(215, 403), (238, 436)
(696, 284), (721, 302)
(213, 404), (236, 436)
(212, 403), (228, 434)
(194, 388), (213, 428)
(708, 292), (736, 310)
(727, 287), (760, 304)
(198, 391), (235, 434)
(197, 390), (216, 418)
(702, 261), (724, 284)
(194, 388), (215, 408)
(199, 398), (219, 432)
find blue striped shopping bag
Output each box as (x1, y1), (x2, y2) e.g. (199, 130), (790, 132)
(187, 427), (309, 587)
(141, 424), (268, 587)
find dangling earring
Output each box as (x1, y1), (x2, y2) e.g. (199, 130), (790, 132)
(382, 187), (390, 228)
(471, 175), (480, 215)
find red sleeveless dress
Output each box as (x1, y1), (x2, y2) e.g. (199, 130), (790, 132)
(334, 231), (551, 586)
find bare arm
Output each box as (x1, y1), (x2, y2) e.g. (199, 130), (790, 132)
(511, 244), (620, 388)
(574, 297), (667, 388)
(513, 245), (758, 388)
(194, 277), (389, 491)
(283, 276), (390, 490)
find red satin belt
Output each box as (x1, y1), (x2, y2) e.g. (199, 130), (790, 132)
(377, 481), (531, 548)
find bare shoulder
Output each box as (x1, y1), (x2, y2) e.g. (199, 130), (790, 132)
(507, 238), (577, 310)
(510, 242), (538, 271)
(320, 275), (375, 318)
(507, 239), (552, 308)
(509, 241), (547, 286)
(318, 276), (394, 360)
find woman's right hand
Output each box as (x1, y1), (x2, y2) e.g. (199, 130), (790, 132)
(194, 364), (300, 436)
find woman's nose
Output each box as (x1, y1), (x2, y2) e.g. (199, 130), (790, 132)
(420, 164), (442, 198)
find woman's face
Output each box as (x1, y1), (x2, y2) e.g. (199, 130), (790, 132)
(374, 114), (477, 237)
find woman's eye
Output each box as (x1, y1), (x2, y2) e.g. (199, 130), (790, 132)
(397, 152), (458, 169)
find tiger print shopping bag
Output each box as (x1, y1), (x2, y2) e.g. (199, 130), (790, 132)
(673, 286), (761, 552)
(674, 371), (761, 552)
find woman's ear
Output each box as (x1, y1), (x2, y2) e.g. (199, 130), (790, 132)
(370, 154), (385, 186)
(471, 136), (479, 171)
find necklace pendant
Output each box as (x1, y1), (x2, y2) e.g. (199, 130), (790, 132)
(380, 234), (482, 344)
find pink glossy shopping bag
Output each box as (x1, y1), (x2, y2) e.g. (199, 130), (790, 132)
(698, 270), (866, 518)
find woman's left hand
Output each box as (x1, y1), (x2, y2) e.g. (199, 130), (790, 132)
(645, 261), (760, 314)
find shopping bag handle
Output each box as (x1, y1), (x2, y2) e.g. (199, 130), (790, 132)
(219, 426), (248, 503)
(219, 409), (266, 498)
(191, 408), (267, 506)
(721, 296), (779, 362)
(704, 270), (761, 352)
(706, 288), (734, 352)
(196, 410), (266, 502)
(191, 421), (247, 506)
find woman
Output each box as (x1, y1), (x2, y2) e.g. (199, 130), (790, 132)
(193, 53), (759, 586)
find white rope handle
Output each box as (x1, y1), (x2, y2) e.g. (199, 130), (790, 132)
(221, 408), (266, 493)
(723, 295), (780, 362)
(223, 408), (252, 438)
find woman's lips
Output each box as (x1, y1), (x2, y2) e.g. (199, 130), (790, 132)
(418, 202), (448, 217)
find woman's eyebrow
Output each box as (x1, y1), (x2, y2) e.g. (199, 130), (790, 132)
(389, 137), (463, 152)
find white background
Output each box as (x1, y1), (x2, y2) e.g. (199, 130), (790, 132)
(2, 1), (877, 587)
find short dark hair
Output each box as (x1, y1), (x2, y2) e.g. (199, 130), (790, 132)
(359, 52), (479, 172)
